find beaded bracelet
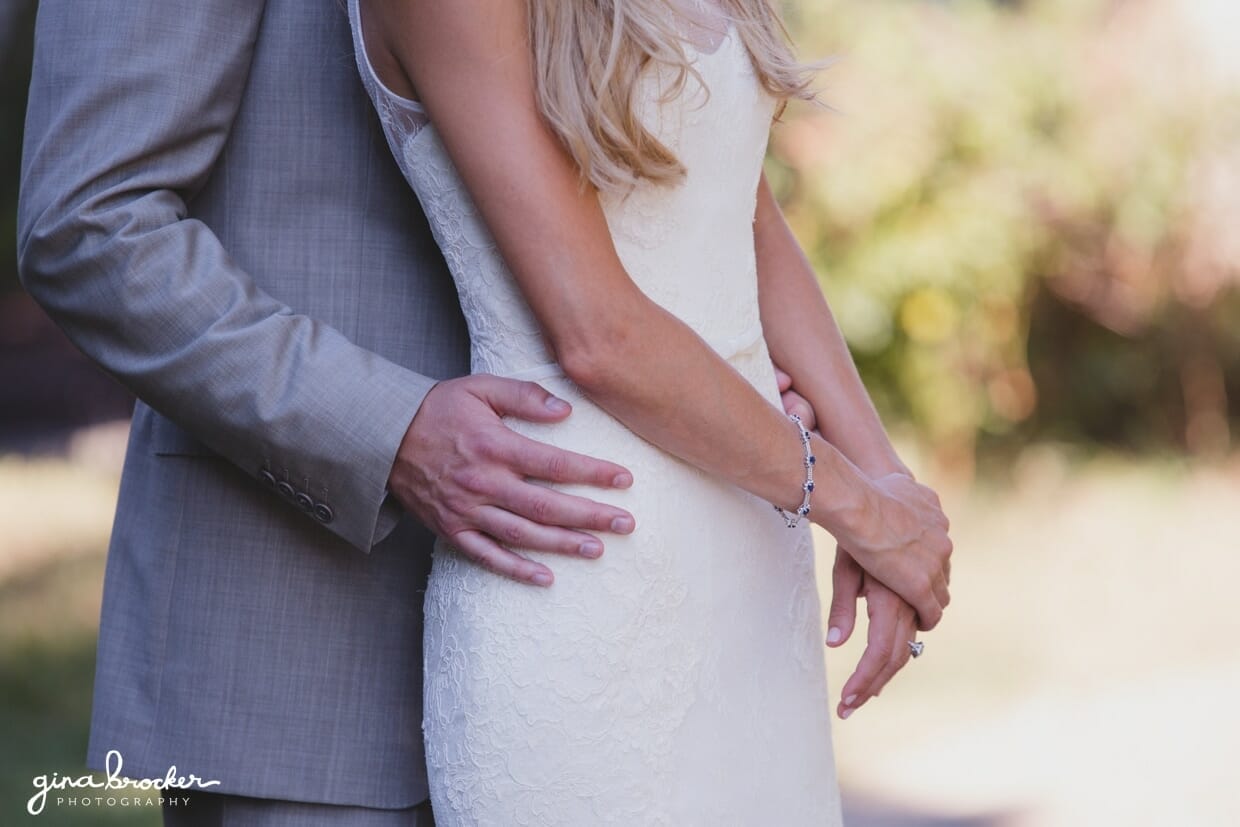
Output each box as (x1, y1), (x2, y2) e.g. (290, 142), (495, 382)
(773, 413), (816, 528)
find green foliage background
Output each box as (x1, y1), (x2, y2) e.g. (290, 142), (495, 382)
(770, 0), (1240, 469)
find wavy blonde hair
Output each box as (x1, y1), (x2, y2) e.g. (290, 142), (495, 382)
(528, 1), (816, 195)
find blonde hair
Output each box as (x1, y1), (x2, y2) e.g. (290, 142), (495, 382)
(527, 1), (816, 195)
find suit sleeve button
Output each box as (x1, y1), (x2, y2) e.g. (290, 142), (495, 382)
(295, 492), (315, 512)
(276, 481), (296, 500)
(313, 502), (334, 524)
(259, 469), (277, 488)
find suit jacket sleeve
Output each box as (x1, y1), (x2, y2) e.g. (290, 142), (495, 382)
(17, 0), (433, 553)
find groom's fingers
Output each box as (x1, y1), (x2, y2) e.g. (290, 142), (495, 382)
(473, 375), (577, 423)
(496, 477), (635, 535)
(506, 431), (634, 490)
(471, 505), (607, 559)
(450, 529), (555, 586)
(470, 376), (634, 490)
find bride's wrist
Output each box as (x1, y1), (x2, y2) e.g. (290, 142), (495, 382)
(806, 434), (876, 539)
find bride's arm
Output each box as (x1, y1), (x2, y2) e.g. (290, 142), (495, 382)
(755, 172), (946, 713)
(374, 0), (951, 626)
(754, 172), (911, 481)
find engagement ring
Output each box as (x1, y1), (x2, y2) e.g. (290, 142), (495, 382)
(907, 640), (925, 659)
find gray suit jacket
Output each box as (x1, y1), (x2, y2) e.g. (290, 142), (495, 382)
(18, 0), (469, 808)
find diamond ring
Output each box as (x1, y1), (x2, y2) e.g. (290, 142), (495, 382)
(907, 640), (925, 659)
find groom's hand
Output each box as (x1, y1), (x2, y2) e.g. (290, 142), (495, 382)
(388, 374), (635, 586)
(826, 546), (919, 719)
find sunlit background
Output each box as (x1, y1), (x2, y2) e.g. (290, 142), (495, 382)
(3, 0), (1239, 824)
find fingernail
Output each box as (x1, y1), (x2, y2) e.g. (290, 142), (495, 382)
(532, 572), (553, 586)
(579, 540), (603, 558)
(844, 694), (857, 706)
(840, 707), (854, 720)
(827, 627), (842, 645)
(545, 397), (570, 414)
(611, 516), (635, 534)
(612, 472), (633, 488)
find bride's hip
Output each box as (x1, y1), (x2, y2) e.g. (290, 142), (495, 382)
(425, 389), (818, 622)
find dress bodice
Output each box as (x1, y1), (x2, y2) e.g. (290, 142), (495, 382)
(348, 0), (777, 380)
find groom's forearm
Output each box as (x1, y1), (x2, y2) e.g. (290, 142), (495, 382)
(755, 173), (911, 480)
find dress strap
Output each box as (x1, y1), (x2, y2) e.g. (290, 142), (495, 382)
(347, 0), (428, 126)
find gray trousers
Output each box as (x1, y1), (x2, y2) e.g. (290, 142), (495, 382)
(163, 790), (435, 826)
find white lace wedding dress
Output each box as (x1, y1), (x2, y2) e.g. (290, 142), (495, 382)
(349, 2), (843, 823)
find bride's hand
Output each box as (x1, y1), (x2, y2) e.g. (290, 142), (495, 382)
(773, 365), (816, 431)
(825, 547), (919, 719)
(830, 472), (952, 630)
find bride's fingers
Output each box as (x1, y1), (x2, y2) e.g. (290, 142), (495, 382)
(826, 547), (862, 646)
(913, 570), (951, 633)
(866, 609), (916, 703)
(934, 571), (951, 611)
(904, 560), (945, 631)
(780, 388), (816, 431)
(449, 529), (554, 587)
(862, 552), (941, 631)
(889, 579), (940, 634)
(835, 599), (897, 719)
(471, 505), (606, 559)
